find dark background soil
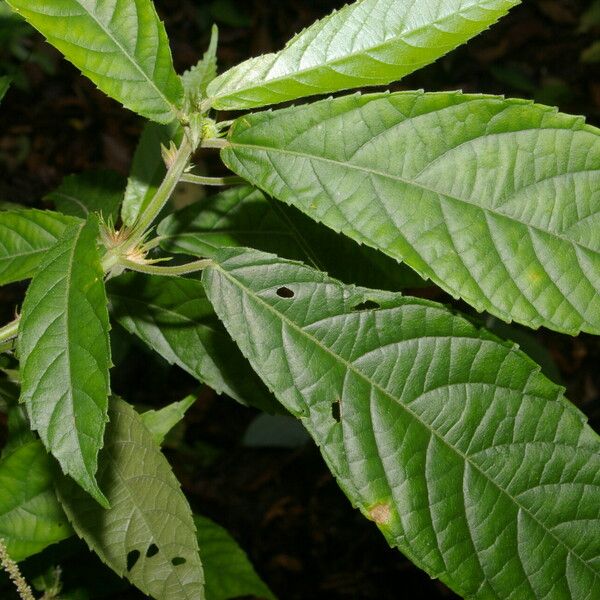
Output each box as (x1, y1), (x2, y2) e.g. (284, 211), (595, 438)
(0, 1), (599, 598)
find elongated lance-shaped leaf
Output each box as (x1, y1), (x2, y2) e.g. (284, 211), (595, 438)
(45, 170), (125, 222)
(0, 407), (72, 562)
(207, 0), (518, 110)
(19, 217), (111, 507)
(108, 273), (278, 413)
(182, 24), (219, 111)
(56, 397), (204, 600)
(203, 248), (600, 600)
(0, 209), (79, 286)
(6, 0), (183, 123)
(195, 515), (275, 600)
(222, 91), (600, 335)
(158, 185), (425, 290)
(121, 121), (182, 227)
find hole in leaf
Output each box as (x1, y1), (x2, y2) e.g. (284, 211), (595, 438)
(331, 400), (341, 423)
(171, 557), (186, 566)
(146, 544), (159, 558)
(276, 286), (294, 298)
(352, 300), (380, 311)
(126, 550), (140, 571)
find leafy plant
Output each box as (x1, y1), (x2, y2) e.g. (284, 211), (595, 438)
(0, 0), (598, 598)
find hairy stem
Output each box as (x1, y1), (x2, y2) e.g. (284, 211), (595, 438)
(128, 136), (194, 240)
(180, 173), (244, 186)
(118, 258), (212, 277)
(0, 539), (35, 600)
(0, 317), (19, 345)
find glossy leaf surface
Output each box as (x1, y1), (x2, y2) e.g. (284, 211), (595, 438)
(207, 0), (517, 110)
(56, 398), (204, 600)
(0, 209), (77, 286)
(195, 515), (275, 600)
(223, 92), (600, 334)
(204, 248), (600, 600)
(0, 408), (72, 562)
(108, 273), (277, 412)
(45, 170), (125, 222)
(19, 217), (111, 506)
(158, 186), (425, 290)
(6, 0), (183, 122)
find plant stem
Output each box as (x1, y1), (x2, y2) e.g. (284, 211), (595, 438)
(118, 258), (212, 277)
(180, 173), (244, 187)
(0, 317), (19, 345)
(0, 539), (35, 600)
(128, 136), (194, 241)
(201, 138), (229, 149)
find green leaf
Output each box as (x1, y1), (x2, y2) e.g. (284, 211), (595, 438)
(45, 170), (125, 222)
(222, 91), (600, 335)
(195, 515), (275, 600)
(108, 273), (277, 413)
(203, 247), (600, 600)
(121, 121), (181, 227)
(140, 394), (196, 445)
(157, 185), (425, 290)
(0, 209), (78, 286)
(56, 397), (204, 600)
(207, 0), (518, 110)
(182, 24), (219, 110)
(0, 407), (72, 562)
(6, 0), (183, 123)
(19, 217), (111, 507)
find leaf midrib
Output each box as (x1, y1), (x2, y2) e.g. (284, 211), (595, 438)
(68, 0), (176, 115)
(212, 262), (596, 579)
(211, 0), (511, 100)
(227, 141), (598, 255)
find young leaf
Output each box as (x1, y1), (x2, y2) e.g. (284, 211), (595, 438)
(222, 91), (600, 335)
(108, 273), (278, 413)
(0, 407), (72, 562)
(121, 121), (182, 227)
(207, 0), (518, 110)
(0, 209), (78, 286)
(140, 395), (196, 446)
(5, 0), (183, 123)
(195, 515), (275, 600)
(182, 24), (219, 110)
(203, 247), (600, 600)
(56, 397), (205, 600)
(45, 170), (125, 222)
(157, 185), (425, 291)
(19, 217), (111, 507)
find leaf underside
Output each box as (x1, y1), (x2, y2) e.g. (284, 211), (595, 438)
(0, 209), (77, 286)
(56, 397), (204, 600)
(222, 91), (600, 335)
(158, 185), (425, 290)
(207, 0), (518, 110)
(108, 273), (278, 413)
(203, 247), (600, 600)
(19, 217), (111, 506)
(6, 0), (183, 123)
(140, 395), (196, 446)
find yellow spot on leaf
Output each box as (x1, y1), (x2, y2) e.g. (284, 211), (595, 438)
(368, 503), (391, 525)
